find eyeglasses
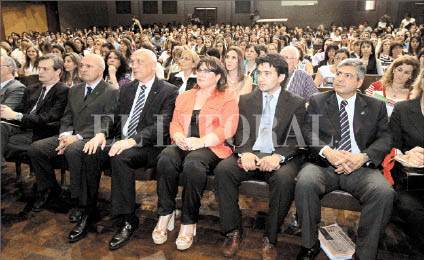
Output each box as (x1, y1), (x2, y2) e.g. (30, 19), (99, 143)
(196, 68), (214, 74)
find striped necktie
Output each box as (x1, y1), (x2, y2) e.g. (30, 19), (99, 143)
(127, 85), (147, 138)
(338, 100), (352, 152)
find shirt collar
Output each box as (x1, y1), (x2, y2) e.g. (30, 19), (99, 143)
(336, 93), (356, 108)
(42, 80), (59, 91)
(262, 86), (282, 100)
(85, 78), (102, 90)
(175, 71), (197, 79)
(138, 76), (155, 90)
(1, 79), (14, 89)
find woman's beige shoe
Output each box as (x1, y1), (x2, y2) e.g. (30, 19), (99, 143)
(152, 211), (175, 245)
(176, 224), (197, 251)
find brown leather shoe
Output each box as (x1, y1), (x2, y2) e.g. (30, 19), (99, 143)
(222, 230), (242, 257)
(262, 237), (278, 260)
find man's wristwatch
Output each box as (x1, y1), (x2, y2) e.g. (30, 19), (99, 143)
(15, 112), (23, 121)
(274, 153), (286, 164)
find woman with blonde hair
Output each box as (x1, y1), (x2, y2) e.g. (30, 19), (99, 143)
(367, 55), (420, 116)
(224, 46), (253, 97)
(168, 49), (199, 93)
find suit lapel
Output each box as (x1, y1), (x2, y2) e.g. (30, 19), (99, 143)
(353, 94), (368, 138)
(273, 89), (290, 145)
(407, 98), (424, 137)
(35, 82), (58, 113)
(0, 80), (15, 98)
(77, 80), (107, 112)
(124, 81), (139, 114)
(252, 89), (263, 139)
(325, 92), (341, 138)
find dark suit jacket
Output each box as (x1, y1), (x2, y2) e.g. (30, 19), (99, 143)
(234, 88), (306, 158)
(0, 79), (26, 110)
(167, 72), (197, 92)
(111, 77), (178, 146)
(60, 80), (118, 139)
(18, 81), (69, 141)
(390, 98), (424, 153)
(304, 91), (392, 166)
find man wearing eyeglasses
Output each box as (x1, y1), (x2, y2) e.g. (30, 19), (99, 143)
(27, 54), (118, 217)
(1, 54), (68, 175)
(295, 58), (394, 260)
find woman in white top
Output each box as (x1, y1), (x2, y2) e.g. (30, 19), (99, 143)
(224, 46), (253, 98)
(18, 45), (39, 77)
(167, 49), (199, 93)
(314, 49), (349, 88)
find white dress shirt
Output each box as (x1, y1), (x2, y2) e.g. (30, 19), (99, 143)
(122, 77), (155, 138)
(335, 93), (360, 154)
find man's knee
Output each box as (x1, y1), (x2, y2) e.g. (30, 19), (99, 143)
(64, 140), (85, 157)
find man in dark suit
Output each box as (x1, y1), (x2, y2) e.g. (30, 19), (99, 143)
(295, 58), (395, 260)
(0, 55), (25, 169)
(215, 54), (306, 259)
(1, 54), (68, 167)
(27, 54), (118, 213)
(75, 49), (178, 248)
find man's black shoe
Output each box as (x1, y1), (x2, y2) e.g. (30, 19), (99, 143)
(109, 218), (139, 250)
(68, 214), (90, 243)
(296, 241), (321, 260)
(32, 187), (60, 212)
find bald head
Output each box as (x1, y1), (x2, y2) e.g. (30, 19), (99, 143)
(280, 46), (300, 72)
(79, 53), (105, 84)
(131, 48), (158, 82)
(84, 53), (105, 71)
(133, 48), (157, 63)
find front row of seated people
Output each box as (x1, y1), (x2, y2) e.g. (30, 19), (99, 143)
(1, 49), (423, 260)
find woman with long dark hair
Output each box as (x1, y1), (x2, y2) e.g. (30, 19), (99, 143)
(103, 50), (131, 88)
(61, 52), (82, 87)
(360, 39), (383, 75)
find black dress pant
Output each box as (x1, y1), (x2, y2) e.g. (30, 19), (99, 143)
(395, 190), (424, 251)
(1, 123), (23, 166)
(28, 136), (86, 193)
(295, 163), (395, 260)
(156, 146), (220, 224)
(215, 154), (300, 244)
(107, 145), (162, 216)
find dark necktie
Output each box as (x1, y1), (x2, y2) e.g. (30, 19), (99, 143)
(84, 86), (93, 101)
(127, 85), (147, 138)
(31, 87), (46, 113)
(338, 100), (352, 152)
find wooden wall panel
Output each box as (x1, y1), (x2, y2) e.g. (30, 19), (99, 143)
(2, 4), (48, 36)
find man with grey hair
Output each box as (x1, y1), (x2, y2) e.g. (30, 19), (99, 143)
(280, 46), (317, 101)
(66, 49), (177, 247)
(295, 58), (394, 260)
(1, 54), (68, 173)
(28, 54), (118, 217)
(0, 55), (26, 169)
